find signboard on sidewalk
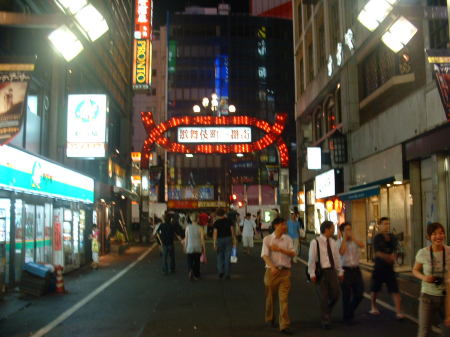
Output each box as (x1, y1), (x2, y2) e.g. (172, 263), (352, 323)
(426, 49), (450, 122)
(0, 62), (34, 145)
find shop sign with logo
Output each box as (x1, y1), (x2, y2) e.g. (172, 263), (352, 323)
(66, 94), (107, 158)
(315, 169), (336, 199)
(426, 49), (450, 121)
(0, 62), (34, 145)
(132, 39), (152, 90)
(177, 127), (251, 143)
(0, 145), (94, 203)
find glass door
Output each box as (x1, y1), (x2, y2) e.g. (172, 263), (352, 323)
(79, 210), (86, 265)
(35, 205), (44, 263)
(24, 204), (35, 263)
(73, 211), (80, 268)
(44, 203), (52, 264)
(15, 200), (24, 281)
(63, 209), (74, 270)
(0, 199), (10, 289)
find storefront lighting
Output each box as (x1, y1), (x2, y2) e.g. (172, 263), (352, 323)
(236, 153), (244, 157)
(74, 4), (109, 42)
(387, 183), (392, 187)
(121, 195), (126, 200)
(193, 105), (201, 113)
(48, 25), (84, 62)
(381, 17), (418, 53)
(186, 153), (194, 158)
(54, 0), (88, 15)
(393, 180), (403, 185)
(357, 0), (398, 32)
(228, 105), (236, 113)
(202, 97), (209, 108)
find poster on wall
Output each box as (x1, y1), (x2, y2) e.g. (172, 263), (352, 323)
(426, 49), (450, 122)
(0, 62), (35, 145)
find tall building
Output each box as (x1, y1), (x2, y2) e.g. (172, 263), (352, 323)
(0, 0), (133, 287)
(161, 4), (295, 215)
(292, 0), (450, 267)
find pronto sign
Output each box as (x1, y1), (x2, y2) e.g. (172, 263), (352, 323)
(132, 39), (151, 90)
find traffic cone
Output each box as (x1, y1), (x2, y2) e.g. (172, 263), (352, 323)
(55, 265), (66, 294)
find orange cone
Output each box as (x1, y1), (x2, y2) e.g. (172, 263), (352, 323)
(55, 265), (66, 294)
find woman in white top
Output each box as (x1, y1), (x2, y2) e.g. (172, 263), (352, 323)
(413, 222), (450, 337)
(185, 212), (206, 281)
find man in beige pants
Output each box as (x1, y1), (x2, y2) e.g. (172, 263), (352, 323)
(261, 217), (296, 335)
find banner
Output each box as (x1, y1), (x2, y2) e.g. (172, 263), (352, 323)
(426, 49), (450, 122)
(0, 63), (34, 144)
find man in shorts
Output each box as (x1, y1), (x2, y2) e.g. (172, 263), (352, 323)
(370, 217), (404, 319)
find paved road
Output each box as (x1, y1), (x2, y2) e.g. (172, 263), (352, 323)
(0, 243), (437, 337)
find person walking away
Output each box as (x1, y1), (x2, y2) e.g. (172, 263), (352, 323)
(287, 210), (301, 263)
(413, 222), (450, 337)
(370, 217), (404, 319)
(156, 214), (182, 275)
(255, 210), (263, 239)
(241, 213), (256, 255)
(213, 208), (236, 279)
(308, 220), (344, 329)
(90, 224), (100, 269)
(185, 212), (206, 281)
(261, 217), (296, 335)
(199, 211), (209, 237)
(338, 222), (364, 324)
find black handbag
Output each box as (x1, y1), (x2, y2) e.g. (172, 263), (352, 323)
(306, 239), (322, 282)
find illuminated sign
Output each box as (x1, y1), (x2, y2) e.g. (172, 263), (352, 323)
(132, 39), (151, 90)
(307, 147), (322, 170)
(140, 112), (289, 168)
(131, 152), (141, 162)
(315, 169), (336, 199)
(66, 94), (107, 158)
(178, 127), (251, 143)
(0, 145), (94, 203)
(134, 0), (152, 39)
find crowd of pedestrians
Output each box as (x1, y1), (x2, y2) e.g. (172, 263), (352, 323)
(152, 208), (450, 336)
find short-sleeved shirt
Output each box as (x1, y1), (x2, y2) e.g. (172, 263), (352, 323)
(241, 218), (256, 237)
(337, 238), (361, 267)
(157, 222), (176, 246)
(415, 245), (450, 296)
(199, 213), (209, 226)
(287, 219), (300, 239)
(185, 224), (203, 254)
(261, 233), (294, 269)
(373, 233), (398, 254)
(214, 217), (233, 238)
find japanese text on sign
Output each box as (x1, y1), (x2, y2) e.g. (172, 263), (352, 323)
(177, 127), (252, 143)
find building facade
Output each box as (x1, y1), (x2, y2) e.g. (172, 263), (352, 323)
(0, 0), (133, 287)
(293, 0), (450, 268)
(163, 5), (295, 215)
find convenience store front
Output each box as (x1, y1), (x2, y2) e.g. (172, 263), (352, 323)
(0, 145), (94, 287)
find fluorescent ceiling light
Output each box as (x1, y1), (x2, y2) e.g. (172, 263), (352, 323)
(186, 153), (193, 158)
(74, 4), (109, 42)
(357, 0), (398, 32)
(48, 25), (84, 62)
(54, 0), (88, 15)
(381, 16), (418, 53)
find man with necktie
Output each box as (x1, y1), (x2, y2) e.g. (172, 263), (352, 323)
(308, 220), (344, 329)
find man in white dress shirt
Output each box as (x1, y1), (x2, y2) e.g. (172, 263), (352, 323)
(261, 217), (296, 335)
(338, 222), (364, 324)
(308, 220), (344, 329)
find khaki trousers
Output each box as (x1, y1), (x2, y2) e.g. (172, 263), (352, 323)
(264, 268), (291, 330)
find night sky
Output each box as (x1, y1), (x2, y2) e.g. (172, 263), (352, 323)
(153, 0), (250, 28)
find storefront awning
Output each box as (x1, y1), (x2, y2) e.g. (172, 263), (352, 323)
(338, 185), (380, 201)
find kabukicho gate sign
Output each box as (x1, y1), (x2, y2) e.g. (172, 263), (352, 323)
(140, 112), (289, 168)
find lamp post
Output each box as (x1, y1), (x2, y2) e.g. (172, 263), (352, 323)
(193, 93), (236, 116)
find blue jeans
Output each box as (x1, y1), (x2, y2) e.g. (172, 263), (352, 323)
(217, 237), (232, 277)
(162, 244), (175, 273)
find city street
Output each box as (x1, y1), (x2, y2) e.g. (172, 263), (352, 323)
(0, 243), (434, 337)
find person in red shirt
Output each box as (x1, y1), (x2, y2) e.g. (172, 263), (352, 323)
(199, 211), (209, 236)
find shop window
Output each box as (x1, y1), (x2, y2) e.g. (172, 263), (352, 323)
(314, 107), (325, 141)
(427, 0), (448, 48)
(328, 0), (340, 54)
(360, 44), (397, 100)
(324, 95), (337, 132)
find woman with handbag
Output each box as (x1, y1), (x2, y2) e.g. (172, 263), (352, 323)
(185, 212), (206, 281)
(413, 222), (450, 337)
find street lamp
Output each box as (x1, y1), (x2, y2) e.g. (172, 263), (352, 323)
(193, 93), (237, 115)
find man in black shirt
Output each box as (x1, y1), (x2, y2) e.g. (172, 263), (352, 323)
(213, 208), (237, 279)
(157, 213), (182, 274)
(370, 217), (404, 319)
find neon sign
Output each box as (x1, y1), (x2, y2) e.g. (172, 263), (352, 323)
(178, 127), (251, 143)
(134, 0), (152, 39)
(140, 112), (289, 168)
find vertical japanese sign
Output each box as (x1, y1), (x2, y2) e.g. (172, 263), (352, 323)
(0, 63), (34, 144)
(426, 49), (450, 122)
(133, 0), (153, 90)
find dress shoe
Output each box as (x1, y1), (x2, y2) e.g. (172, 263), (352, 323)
(280, 328), (293, 335)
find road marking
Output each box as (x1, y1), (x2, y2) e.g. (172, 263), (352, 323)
(31, 244), (157, 337)
(298, 257), (441, 334)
